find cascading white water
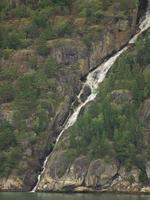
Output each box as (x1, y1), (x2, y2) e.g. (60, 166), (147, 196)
(31, 4), (150, 192)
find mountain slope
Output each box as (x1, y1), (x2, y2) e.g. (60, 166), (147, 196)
(0, 0), (147, 191)
(37, 28), (150, 193)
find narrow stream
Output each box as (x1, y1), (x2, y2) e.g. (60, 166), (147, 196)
(31, 3), (150, 192)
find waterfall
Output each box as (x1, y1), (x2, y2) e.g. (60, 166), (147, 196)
(31, 4), (150, 192)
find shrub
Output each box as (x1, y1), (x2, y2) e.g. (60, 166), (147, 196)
(1, 48), (14, 59)
(0, 147), (20, 177)
(36, 39), (49, 56)
(120, 0), (138, 15)
(8, 5), (32, 18)
(44, 56), (58, 77)
(32, 108), (49, 133)
(139, 171), (149, 185)
(0, 122), (17, 151)
(0, 82), (15, 103)
(68, 30), (150, 166)
(53, 19), (74, 37)
(25, 23), (39, 38)
(32, 13), (48, 28)
(77, 0), (104, 22)
(0, 67), (18, 81)
(14, 73), (38, 118)
(0, 27), (24, 50)
(28, 55), (38, 70)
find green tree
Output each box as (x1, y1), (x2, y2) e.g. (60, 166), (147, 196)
(14, 73), (38, 118)
(0, 122), (17, 151)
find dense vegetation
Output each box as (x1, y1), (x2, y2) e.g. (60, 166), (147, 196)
(0, 0), (138, 56)
(0, 0), (139, 181)
(68, 33), (150, 184)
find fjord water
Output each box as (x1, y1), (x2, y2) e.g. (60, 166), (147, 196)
(0, 193), (149, 200)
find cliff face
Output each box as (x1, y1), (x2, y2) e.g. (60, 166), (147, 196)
(37, 28), (150, 193)
(0, 0), (147, 192)
(37, 155), (144, 193)
(47, 14), (138, 78)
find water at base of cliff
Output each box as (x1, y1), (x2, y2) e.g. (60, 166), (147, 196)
(0, 193), (150, 200)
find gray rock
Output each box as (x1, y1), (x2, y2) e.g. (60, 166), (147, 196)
(111, 90), (133, 104)
(118, 166), (141, 183)
(146, 161), (150, 179)
(140, 99), (150, 128)
(80, 84), (91, 102)
(66, 156), (90, 186)
(85, 159), (118, 187)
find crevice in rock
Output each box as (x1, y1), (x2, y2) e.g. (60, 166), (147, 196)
(137, 0), (148, 23)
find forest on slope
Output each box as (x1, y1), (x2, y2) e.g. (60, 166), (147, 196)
(0, 0), (147, 192)
(38, 28), (150, 193)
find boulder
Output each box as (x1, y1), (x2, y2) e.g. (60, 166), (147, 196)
(85, 159), (118, 187)
(80, 84), (91, 102)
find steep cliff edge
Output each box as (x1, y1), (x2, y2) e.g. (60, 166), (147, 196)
(0, 0), (147, 191)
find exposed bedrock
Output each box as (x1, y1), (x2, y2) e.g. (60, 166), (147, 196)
(137, 0), (148, 22)
(0, 1), (148, 192)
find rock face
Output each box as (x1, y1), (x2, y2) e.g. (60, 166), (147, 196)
(85, 159), (118, 187)
(47, 14), (138, 78)
(141, 186), (150, 193)
(35, 2), (147, 193)
(140, 99), (150, 128)
(0, 61), (82, 192)
(37, 155), (149, 193)
(146, 161), (150, 179)
(38, 156), (118, 192)
(0, 0), (146, 192)
(37, 154), (90, 191)
(88, 20), (135, 73)
(137, 0), (148, 22)
(0, 177), (23, 192)
(36, 14), (150, 195)
(110, 166), (142, 193)
(111, 90), (133, 104)
(80, 85), (91, 102)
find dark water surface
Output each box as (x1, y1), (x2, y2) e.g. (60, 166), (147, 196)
(0, 193), (149, 200)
